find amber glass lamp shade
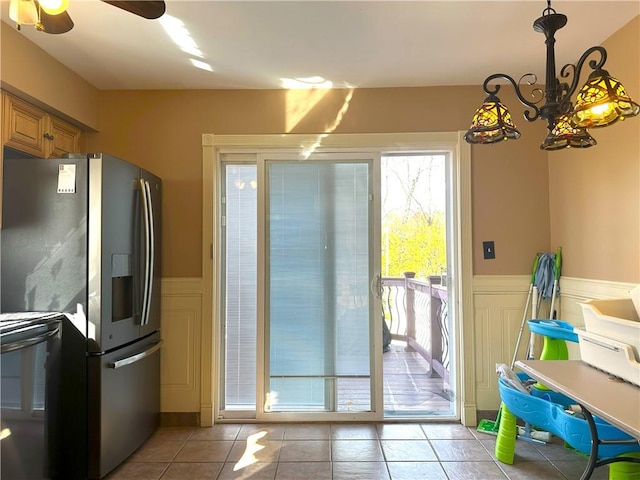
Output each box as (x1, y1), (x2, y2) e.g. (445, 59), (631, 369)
(464, 94), (521, 144)
(541, 113), (597, 151)
(9, 0), (38, 25)
(572, 69), (640, 128)
(38, 0), (69, 15)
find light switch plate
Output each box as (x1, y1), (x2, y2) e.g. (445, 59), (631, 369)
(483, 241), (495, 259)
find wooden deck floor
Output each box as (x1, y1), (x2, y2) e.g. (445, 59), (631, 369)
(337, 342), (454, 417)
(383, 342), (453, 416)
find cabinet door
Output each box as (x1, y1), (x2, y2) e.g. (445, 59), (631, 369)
(2, 93), (48, 157)
(50, 116), (81, 156)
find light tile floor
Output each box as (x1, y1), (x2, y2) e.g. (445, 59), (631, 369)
(105, 422), (611, 480)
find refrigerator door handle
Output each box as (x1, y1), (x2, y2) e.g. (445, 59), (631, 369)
(143, 179), (155, 326)
(139, 178), (152, 326)
(108, 339), (163, 369)
(0, 325), (60, 354)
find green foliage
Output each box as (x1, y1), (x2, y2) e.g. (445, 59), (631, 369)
(380, 154), (447, 280)
(382, 210), (446, 279)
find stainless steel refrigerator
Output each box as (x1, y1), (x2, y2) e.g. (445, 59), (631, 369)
(1, 152), (162, 479)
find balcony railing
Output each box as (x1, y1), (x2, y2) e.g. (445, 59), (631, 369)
(381, 272), (450, 389)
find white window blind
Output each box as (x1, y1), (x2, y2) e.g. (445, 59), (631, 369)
(267, 161), (371, 411)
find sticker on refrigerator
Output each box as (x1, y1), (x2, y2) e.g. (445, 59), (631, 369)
(57, 164), (76, 193)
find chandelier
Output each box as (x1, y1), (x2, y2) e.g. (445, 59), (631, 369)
(9, 0), (69, 31)
(464, 1), (639, 151)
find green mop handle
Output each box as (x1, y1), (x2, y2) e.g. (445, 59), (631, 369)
(526, 255), (541, 361)
(549, 247), (562, 319)
(532, 254), (541, 284)
(554, 247), (562, 282)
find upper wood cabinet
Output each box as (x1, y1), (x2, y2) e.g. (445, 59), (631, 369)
(49, 115), (82, 157)
(1, 92), (83, 228)
(2, 92), (81, 158)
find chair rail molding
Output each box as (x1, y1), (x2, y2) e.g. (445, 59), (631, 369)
(471, 274), (636, 410)
(555, 276), (636, 327)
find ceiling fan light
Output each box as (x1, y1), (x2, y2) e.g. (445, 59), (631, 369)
(572, 69), (640, 129)
(464, 95), (521, 144)
(9, 0), (39, 25)
(38, 0), (69, 15)
(541, 113), (597, 151)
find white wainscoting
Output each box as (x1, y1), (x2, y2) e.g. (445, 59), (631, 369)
(160, 278), (203, 412)
(472, 275), (636, 411)
(555, 277), (637, 325)
(158, 275), (636, 417)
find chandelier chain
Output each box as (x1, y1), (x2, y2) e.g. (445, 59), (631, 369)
(543, 0), (556, 16)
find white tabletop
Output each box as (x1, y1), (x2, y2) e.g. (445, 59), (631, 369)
(515, 360), (640, 440)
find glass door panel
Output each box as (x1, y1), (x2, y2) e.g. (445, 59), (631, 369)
(380, 153), (456, 418)
(222, 164), (258, 411)
(264, 158), (376, 415)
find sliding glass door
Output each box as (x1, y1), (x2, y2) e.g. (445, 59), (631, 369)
(214, 133), (466, 424)
(262, 155), (379, 418)
(221, 149), (466, 424)
(218, 152), (380, 420)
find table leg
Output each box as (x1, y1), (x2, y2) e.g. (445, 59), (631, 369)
(580, 406), (599, 480)
(579, 403), (640, 480)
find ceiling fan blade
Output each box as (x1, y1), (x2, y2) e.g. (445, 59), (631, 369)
(37, 5), (74, 34)
(100, 1), (166, 19)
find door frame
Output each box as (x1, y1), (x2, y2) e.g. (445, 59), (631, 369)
(201, 132), (475, 426)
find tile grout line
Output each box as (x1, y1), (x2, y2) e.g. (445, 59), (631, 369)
(113, 424), (604, 480)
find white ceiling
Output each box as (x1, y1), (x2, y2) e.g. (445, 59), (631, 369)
(1, 0), (639, 90)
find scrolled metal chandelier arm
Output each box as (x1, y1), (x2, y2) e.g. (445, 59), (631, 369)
(481, 73), (541, 122)
(557, 46), (607, 108)
(464, 0), (638, 149)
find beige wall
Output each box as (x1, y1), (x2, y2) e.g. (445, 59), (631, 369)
(549, 16), (640, 282)
(86, 87), (550, 278)
(0, 24), (99, 130)
(2, 16), (638, 282)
